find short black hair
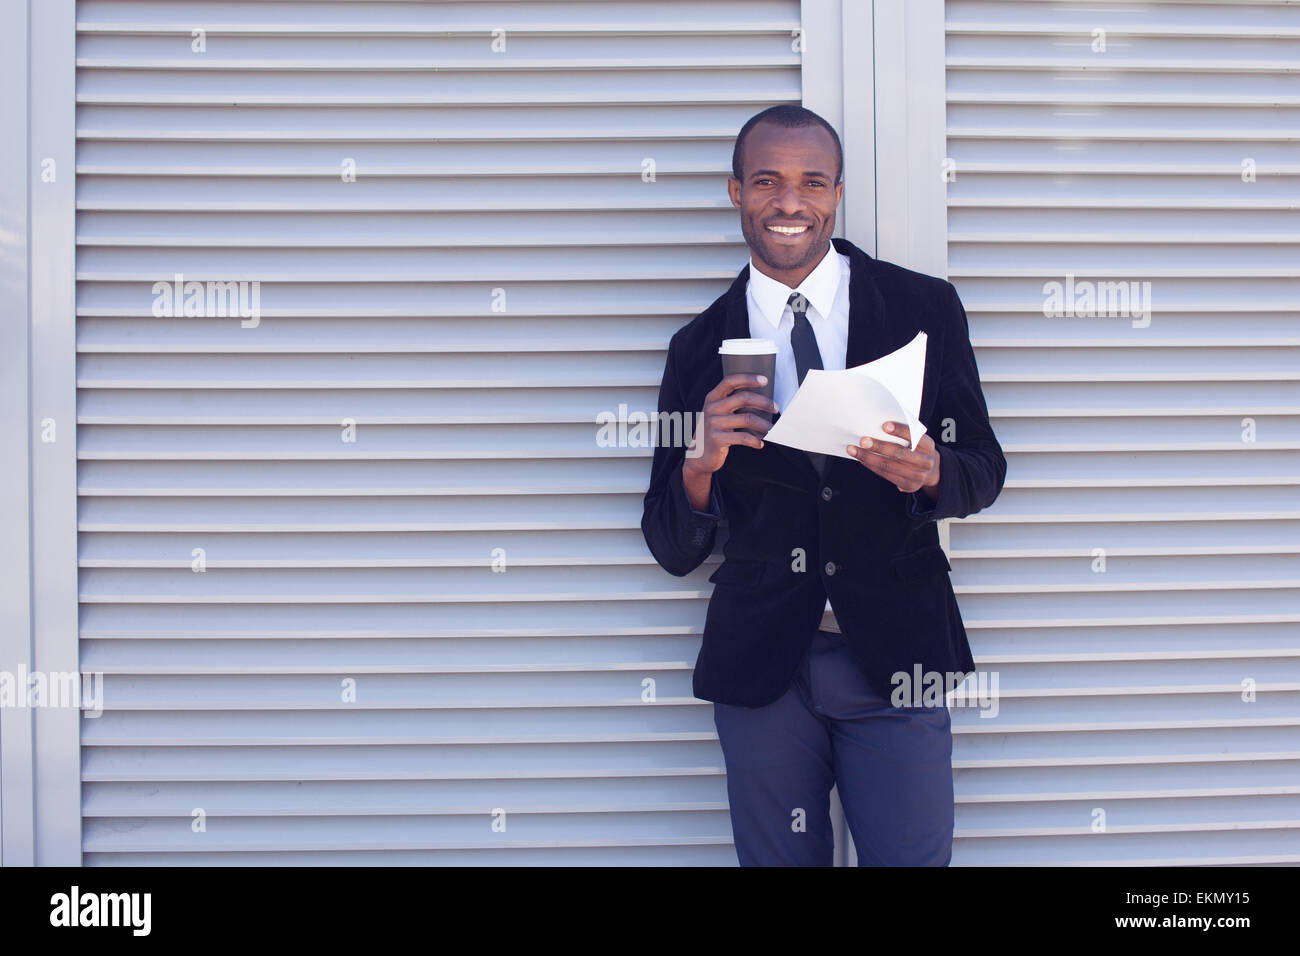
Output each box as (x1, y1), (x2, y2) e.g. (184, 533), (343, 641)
(731, 105), (843, 185)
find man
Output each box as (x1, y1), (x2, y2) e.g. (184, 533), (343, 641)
(640, 105), (1006, 866)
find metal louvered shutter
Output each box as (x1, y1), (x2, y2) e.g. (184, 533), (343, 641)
(944, 0), (1300, 865)
(76, 0), (802, 864)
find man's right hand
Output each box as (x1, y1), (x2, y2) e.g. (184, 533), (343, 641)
(682, 374), (779, 499)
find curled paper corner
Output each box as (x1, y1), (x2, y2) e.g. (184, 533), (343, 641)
(905, 414), (927, 451)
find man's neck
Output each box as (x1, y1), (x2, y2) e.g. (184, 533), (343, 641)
(749, 240), (834, 289)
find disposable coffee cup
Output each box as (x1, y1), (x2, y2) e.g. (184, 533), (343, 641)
(718, 338), (777, 438)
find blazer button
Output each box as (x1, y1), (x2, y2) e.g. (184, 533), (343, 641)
(824, 561), (837, 576)
(821, 486), (833, 501)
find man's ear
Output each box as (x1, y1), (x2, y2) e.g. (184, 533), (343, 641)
(727, 176), (742, 208)
(835, 181), (844, 206)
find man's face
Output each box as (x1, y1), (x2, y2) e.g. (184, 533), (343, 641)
(728, 122), (844, 283)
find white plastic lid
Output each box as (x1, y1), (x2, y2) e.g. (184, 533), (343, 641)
(718, 338), (777, 355)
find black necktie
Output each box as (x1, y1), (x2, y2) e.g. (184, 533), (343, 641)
(788, 292), (828, 475)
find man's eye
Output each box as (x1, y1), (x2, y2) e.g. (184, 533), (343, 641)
(806, 181), (825, 188)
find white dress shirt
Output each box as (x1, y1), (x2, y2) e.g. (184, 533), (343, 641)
(746, 244), (851, 633)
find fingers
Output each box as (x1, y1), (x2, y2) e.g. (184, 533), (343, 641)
(708, 389), (778, 418)
(850, 436), (914, 465)
(717, 391), (778, 416)
(851, 446), (927, 479)
(708, 422), (765, 450)
(708, 373), (771, 405)
(691, 374), (777, 466)
(881, 421), (911, 444)
(848, 434), (935, 491)
(853, 457), (927, 492)
(711, 412), (773, 436)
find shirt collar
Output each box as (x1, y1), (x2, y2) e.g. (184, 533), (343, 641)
(747, 243), (845, 332)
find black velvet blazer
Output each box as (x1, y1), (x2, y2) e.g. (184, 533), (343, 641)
(641, 237), (1007, 708)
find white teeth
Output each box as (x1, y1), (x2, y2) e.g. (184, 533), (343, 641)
(767, 225), (809, 235)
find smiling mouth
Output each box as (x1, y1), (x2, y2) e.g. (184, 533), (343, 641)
(766, 224), (810, 236)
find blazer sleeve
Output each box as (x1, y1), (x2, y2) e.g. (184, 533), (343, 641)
(640, 335), (723, 576)
(907, 281), (1007, 522)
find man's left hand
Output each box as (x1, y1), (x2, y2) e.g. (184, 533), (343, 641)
(847, 422), (941, 498)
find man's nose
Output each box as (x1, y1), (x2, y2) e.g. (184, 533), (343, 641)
(771, 181), (805, 215)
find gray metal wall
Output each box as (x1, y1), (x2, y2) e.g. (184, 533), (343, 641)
(74, 0), (802, 864)
(2, 0), (1291, 867)
(945, 0), (1300, 865)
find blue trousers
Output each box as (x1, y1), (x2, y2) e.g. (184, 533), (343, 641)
(712, 628), (955, 866)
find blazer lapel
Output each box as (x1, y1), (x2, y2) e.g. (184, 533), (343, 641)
(837, 237), (935, 421)
(840, 237), (892, 370)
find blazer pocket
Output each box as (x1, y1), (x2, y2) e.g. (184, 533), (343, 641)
(892, 545), (952, 581)
(707, 558), (768, 589)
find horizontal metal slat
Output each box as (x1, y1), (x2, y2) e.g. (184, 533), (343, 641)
(77, 31), (801, 71)
(76, 102), (777, 141)
(79, 634), (704, 672)
(76, 459), (653, 497)
(950, 828), (1300, 867)
(81, 710), (721, 749)
(951, 519), (1300, 557)
(77, 140), (741, 178)
(80, 810), (734, 853)
(968, 621), (1300, 663)
(76, 352), (667, 390)
(76, 67), (801, 106)
(81, 775), (728, 816)
(76, 279), (725, 317)
(76, 597), (710, 639)
(77, 243), (749, 282)
(76, 173), (744, 211)
(947, 2), (1300, 37)
(77, 565), (715, 604)
(79, 845), (738, 865)
(956, 586), (1300, 625)
(77, 0), (801, 35)
(76, 493), (650, 531)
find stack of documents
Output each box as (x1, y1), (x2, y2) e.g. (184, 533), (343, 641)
(764, 331), (928, 456)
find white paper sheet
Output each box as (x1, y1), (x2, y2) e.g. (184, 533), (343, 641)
(763, 331), (928, 458)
